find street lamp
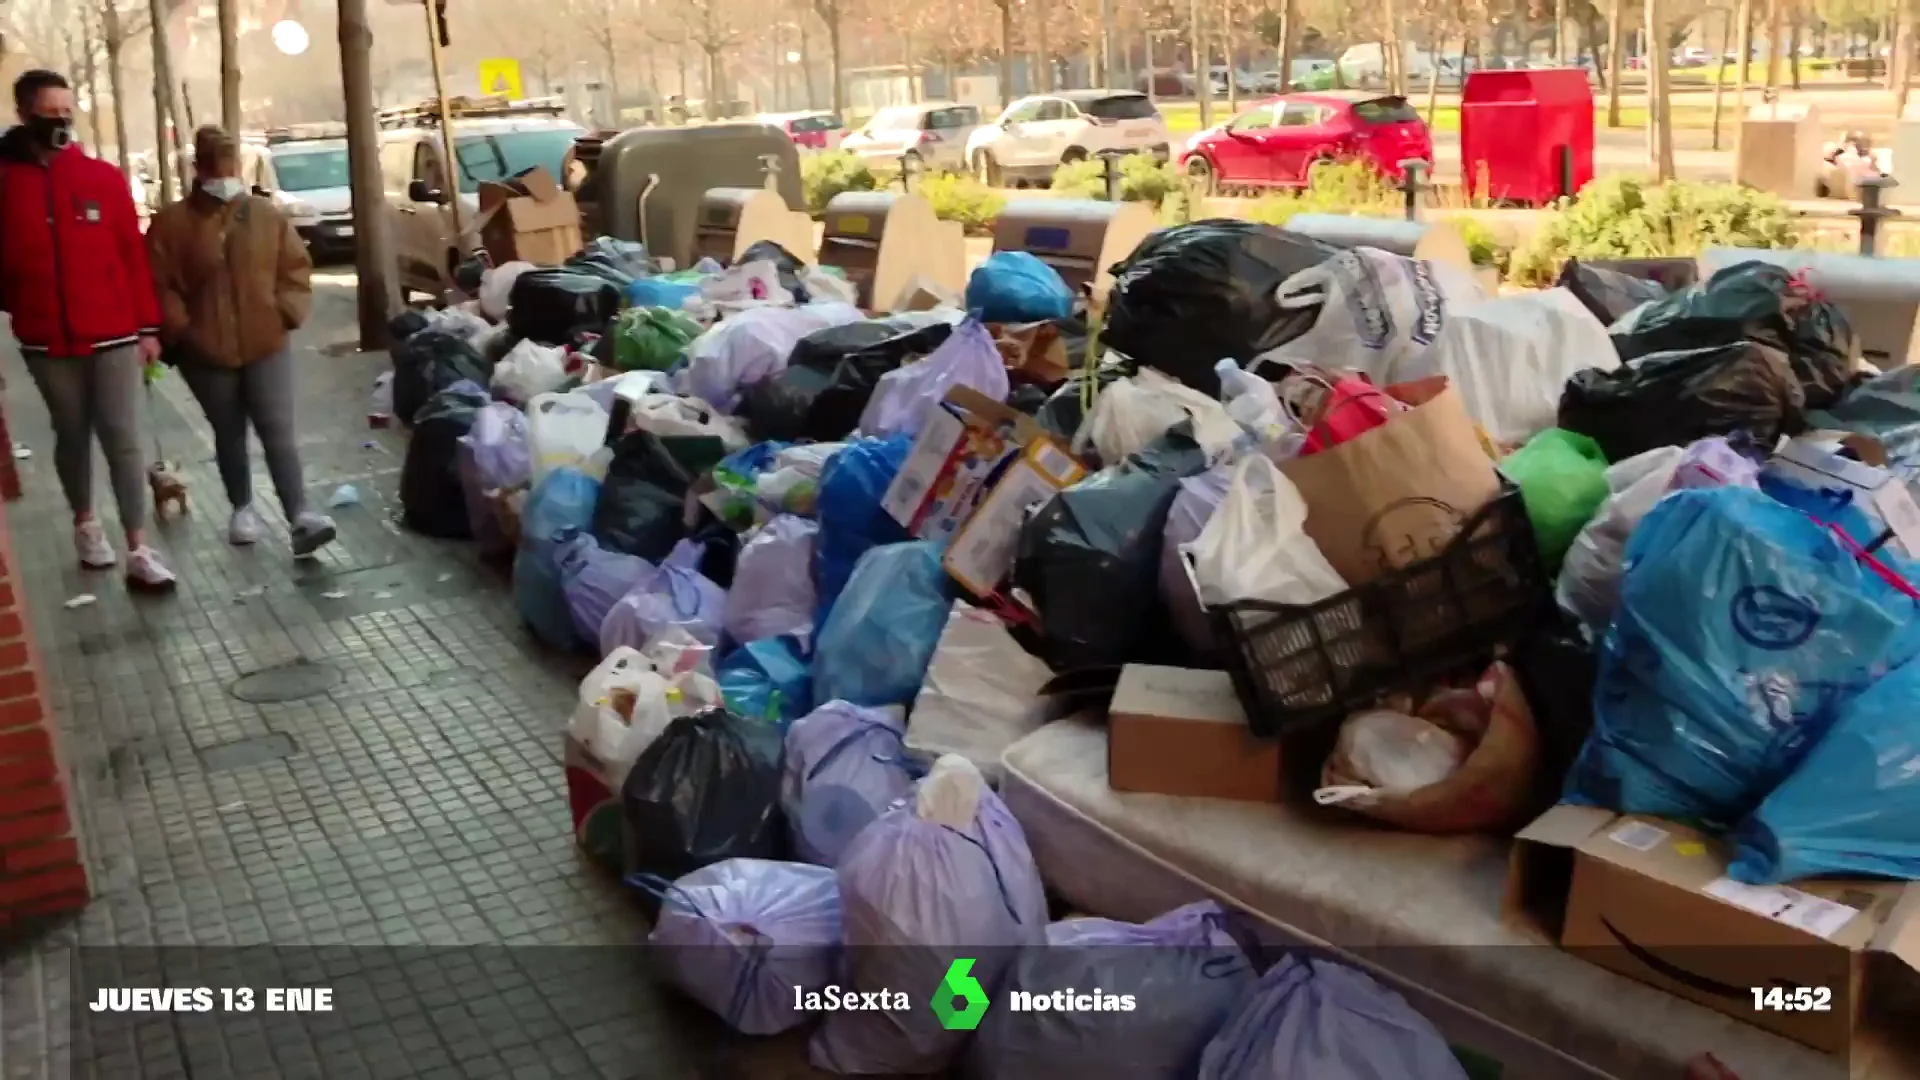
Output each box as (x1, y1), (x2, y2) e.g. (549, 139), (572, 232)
(271, 19), (310, 56)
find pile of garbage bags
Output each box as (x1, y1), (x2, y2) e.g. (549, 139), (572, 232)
(380, 222), (1920, 1071)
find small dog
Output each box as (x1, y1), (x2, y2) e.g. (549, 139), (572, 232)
(147, 461), (190, 520)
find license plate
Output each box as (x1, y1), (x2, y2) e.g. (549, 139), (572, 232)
(333, 225), (354, 238)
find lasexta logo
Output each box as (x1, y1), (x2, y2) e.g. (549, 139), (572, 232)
(930, 958), (990, 1030)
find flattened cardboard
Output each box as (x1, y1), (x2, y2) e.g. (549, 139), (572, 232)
(1506, 803), (1920, 1055)
(475, 166), (582, 267)
(1107, 665), (1282, 803)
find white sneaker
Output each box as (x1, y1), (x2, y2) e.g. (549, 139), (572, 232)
(125, 546), (176, 592)
(228, 506), (265, 546)
(289, 512), (337, 558)
(75, 521), (116, 569)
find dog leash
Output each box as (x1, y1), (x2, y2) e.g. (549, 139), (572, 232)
(143, 363), (167, 464)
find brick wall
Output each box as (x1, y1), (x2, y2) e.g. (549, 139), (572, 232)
(0, 494), (88, 931)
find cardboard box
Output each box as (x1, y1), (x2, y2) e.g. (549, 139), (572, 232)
(1506, 804), (1920, 1055)
(942, 439), (1083, 596)
(1107, 665), (1282, 803)
(475, 166), (582, 267)
(881, 385), (1081, 549)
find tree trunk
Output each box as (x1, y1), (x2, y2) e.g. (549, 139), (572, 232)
(1037, 0), (1051, 93)
(1733, 0), (1754, 144)
(1647, 0), (1675, 179)
(1223, 24), (1237, 110)
(78, 15), (102, 154)
(217, 0), (240, 135)
(149, 0), (177, 203)
(1276, 0), (1295, 88)
(997, 2), (1013, 107)
(1711, 6), (1729, 150)
(1425, 33), (1447, 124)
(826, 4), (845, 119)
(1764, 0), (1784, 95)
(1191, 0), (1210, 127)
(338, 0), (399, 350)
(1605, 0), (1624, 125)
(1383, 0), (1404, 95)
(1789, 10), (1803, 90)
(101, 4), (131, 178)
(1897, 0), (1916, 116)
(1098, 0), (1114, 86)
(800, 18), (815, 109)
(1555, 0), (1568, 63)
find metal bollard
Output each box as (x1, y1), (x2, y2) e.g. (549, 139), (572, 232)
(898, 155), (913, 193)
(1397, 159), (1429, 222)
(1102, 153), (1122, 202)
(1851, 176), (1901, 257)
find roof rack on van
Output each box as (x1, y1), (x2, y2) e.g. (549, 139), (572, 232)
(263, 123), (348, 145)
(375, 96), (569, 130)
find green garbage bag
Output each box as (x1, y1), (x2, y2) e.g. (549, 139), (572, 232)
(613, 306), (703, 371)
(1499, 428), (1610, 573)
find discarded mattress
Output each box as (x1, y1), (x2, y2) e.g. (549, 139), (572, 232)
(998, 717), (1892, 1080)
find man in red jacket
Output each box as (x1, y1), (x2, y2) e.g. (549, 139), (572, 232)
(0, 69), (174, 589)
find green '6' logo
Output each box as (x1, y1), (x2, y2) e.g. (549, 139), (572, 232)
(931, 958), (989, 1030)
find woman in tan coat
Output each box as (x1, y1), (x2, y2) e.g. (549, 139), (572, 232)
(148, 126), (335, 556)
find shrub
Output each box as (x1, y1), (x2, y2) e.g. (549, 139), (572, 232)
(919, 173), (1006, 234)
(801, 151), (878, 216)
(1451, 215), (1503, 268)
(1049, 153), (1184, 206)
(1507, 175), (1798, 286)
(1241, 159), (1402, 227)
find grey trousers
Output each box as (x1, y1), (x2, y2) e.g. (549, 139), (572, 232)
(23, 345), (148, 531)
(177, 344), (309, 519)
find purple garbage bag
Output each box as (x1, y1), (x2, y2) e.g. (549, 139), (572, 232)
(457, 402), (532, 551)
(964, 901), (1253, 1080)
(725, 515), (820, 646)
(556, 532), (654, 646)
(1159, 464), (1233, 655)
(638, 858), (842, 1036)
(600, 538), (728, 655)
(809, 757), (1047, 1076)
(1196, 956), (1469, 1080)
(859, 318), (1012, 438)
(780, 701), (917, 867)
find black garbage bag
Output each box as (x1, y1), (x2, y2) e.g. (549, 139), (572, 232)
(740, 318), (956, 442)
(388, 309), (431, 344)
(1558, 340), (1806, 462)
(686, 519), (744, 589)
(1012, 423), (1212, 672)
(1034, 365), (1128, 444)
(506, 268), (624, 346)
(1557, 259), (1670, 326)
(452, 256), (487, 296)
(1102, 220), (1338, 397)
(391, 329), (490, 426)
(1609, 260), (1859, 411)
(400, 381), (490, 539)
(1512, 617), (1600, 811)
(571, 236), (657, 279)
(622, 708), (786, 888)
(1007, 384), (1052, 416)
(592, 430), (731, 562)
(738, 239), (808, 300)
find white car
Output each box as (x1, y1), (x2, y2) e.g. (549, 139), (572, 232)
(967, 90), (1171, 186)
(839, 103), (981, 174)
(251, 138), (357, 258)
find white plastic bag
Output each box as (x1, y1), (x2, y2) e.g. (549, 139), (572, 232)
(801, 265), (860, 305)
(569, 647), (674, 782)
(1398, 288), (1619, 446)
(491, 339), (570, 405)
(906, 603), (1052, 783)
(1075, 367), (1243, 467)
(1255, 247), (1485, 382)
(628, 393), (750, 450)
(700, 259), (796, 309)
(1314, 709), (1470, 804)
(1554, 446), (1685, 632)
(1189, 454), (1347, 607)
(526, 391), (611, 486)
(424, 304), (492, 342)
(478, 260), (534, 322)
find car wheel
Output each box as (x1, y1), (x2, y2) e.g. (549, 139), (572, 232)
(1185, 156), (1217, 196)
(1061, 146), (1088, 165)
(974, 151), (1002, 187)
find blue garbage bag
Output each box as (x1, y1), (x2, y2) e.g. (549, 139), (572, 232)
(966, 251), (1074, 324)
(813, 435), (912, 622)
(637, 858), (841, 1035)
(965, 901), (1253, 1080)
(513, 467), (601, 652)
(1197, 956), (1468, 1080)
(1730, 653), (1920, 883)
(780, 700), (919, 867)
(626, 276), (702, 310)
(717, 636), (813, 726)
(1564, 487), (1920, 829)
(812, 541), (951, 708)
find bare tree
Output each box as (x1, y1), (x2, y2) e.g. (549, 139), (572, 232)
(217, 0), (236, 133)
(1647, 0), (1675, 178)
(682, 0), (743, 108)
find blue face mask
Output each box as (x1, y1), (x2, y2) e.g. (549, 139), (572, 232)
(201, 177), (245, 202)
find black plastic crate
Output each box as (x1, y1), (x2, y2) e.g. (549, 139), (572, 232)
(1189, 480), (1552, 737)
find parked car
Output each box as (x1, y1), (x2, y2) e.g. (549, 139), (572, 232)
(1135, 68), (1187, 96)
(839, 102), (981, 174)
(967, 89), (1171, 186)
(249, 135), (357, 261)
(1178, 91), (1432, 193)
(760, 110), (843, 151)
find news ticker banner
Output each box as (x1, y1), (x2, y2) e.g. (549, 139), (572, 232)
(53, 944), (1857, 1080)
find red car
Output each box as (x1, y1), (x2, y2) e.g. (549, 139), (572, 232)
(761, 111), (843, 151)
(1179, 91), (1433, 192)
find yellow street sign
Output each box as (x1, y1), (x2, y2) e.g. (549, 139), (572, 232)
(478, 58), (524, 101)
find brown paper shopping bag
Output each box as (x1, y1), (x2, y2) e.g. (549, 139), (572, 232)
(1278, 376), (1501, 587)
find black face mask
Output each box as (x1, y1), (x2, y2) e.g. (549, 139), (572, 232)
(25, 115), (72, 151)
